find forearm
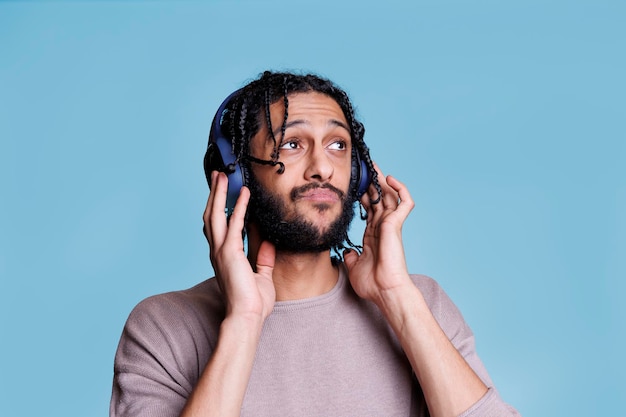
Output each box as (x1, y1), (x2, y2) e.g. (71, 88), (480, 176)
(375, 282), (487, 417)
(179, 314), (264, 417)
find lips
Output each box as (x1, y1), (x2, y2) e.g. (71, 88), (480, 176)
(298, 189), (340, 203)
(291, 183), (344, 203)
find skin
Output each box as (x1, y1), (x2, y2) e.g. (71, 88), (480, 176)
(182, 92), (488, 417)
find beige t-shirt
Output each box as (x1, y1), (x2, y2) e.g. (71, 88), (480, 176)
(111, 268), (519, 417)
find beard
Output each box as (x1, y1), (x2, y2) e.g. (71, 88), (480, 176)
(247, 175), (357, 253)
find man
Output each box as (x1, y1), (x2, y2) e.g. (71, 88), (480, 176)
(111, 71), (520, 417)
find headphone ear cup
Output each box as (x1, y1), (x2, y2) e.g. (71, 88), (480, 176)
(352, 148), (372, 198)
(350, 149), (359, 195)
(204, 142), (223, 184)
(204, 89), (245, 214)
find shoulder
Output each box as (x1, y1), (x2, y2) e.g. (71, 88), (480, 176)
(409, 274), (451, 310)
(123, 277), (225, 350)
(409, 274), (441, 296)
(130, 277), (224, 319)
(409, 274), (472, 342)
(112, 279), (225, 414)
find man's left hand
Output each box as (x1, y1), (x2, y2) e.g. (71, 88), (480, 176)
(343, 164), (415, 307)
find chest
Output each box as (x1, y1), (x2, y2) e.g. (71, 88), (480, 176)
(241, 301), (418, 417)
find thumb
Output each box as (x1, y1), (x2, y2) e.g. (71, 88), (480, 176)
(343, 248), (359, 272)
(256, 240), (276, 277)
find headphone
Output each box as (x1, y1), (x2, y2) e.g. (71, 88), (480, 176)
(203, 89), (371, 214)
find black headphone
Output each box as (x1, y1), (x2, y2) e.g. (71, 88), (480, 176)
(203, 89), (371, 214)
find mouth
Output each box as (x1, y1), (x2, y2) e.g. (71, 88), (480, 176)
(298, 189), (340, 203)
(291, 183), (344, 204)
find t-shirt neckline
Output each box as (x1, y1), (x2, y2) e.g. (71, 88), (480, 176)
(271, 265), (347, 313)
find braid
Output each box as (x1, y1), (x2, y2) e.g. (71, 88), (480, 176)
(274, 76), (289, 164)
(264, 88), (276, 156)
(228, 95), (237, 147)
(236, 96), (248, 163)
(259, 85), (286, 174)
(337, 89), (382, 210)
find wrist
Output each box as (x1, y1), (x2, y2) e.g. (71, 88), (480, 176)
(374, 283), (427, 332)
(221, 312), (266, 342)
(224, 295), (274, 324)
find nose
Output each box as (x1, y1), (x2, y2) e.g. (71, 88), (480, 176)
(304, 145), (333, 182)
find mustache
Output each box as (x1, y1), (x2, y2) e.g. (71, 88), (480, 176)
(290, 183), (345, 201)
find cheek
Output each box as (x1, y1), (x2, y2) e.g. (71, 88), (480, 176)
(340, 159), (354, 188)
(249, 130), (277, 160)
(252, 167), (292, 196)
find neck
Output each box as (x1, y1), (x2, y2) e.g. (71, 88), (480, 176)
(247, 224), (339, 301)
(272, 252), (339, 301)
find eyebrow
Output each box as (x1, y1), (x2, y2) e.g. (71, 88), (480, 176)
(271, 119), (350, 138)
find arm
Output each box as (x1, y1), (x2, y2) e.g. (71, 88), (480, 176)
(373, 281), (487, 417)
(179, 171), (276, 417)
(179, 313), (264, 417)
(112, 172), (274, 417)
(344, 166), (511, 417)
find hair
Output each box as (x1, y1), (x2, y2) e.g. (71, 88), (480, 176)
(219, 70), (382, 256)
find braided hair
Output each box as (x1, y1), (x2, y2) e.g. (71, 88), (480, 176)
(219, 71), (382, 257)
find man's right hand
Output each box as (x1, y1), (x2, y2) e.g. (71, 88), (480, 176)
(180, 171), (276, 417)
(203, 171), (276, 321)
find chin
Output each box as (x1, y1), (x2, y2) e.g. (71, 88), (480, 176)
(295, 207), (342, 227)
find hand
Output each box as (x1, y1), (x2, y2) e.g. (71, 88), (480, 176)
(203, 171), (276, 321)
(345, 168), (490, 417)
(343, 164), (415, 306)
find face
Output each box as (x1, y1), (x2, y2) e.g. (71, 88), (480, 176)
(247, 92), (356, 252)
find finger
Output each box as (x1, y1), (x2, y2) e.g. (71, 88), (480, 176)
(343, 248), (359, 272)
(203, 171), (217, 222)
(203, 171), (219, 244)
(371, 162), (399, 210)
(202, 195), (211, 242)
(366, 163), (389, 221)
(255, 240), (276, 278)
(387, 175), (415, 219)
(209, 172), (230, 248)
(224, 185), (250, 244)
(382, 177), (399, 209)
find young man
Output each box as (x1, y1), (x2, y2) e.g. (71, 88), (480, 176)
(111, 71), (520, 417)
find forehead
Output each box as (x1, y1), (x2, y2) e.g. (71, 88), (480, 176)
(267, 92), (348, 126)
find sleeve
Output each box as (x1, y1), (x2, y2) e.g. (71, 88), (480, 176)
(110, 292), (219, 417)
(412, 275), (521, 417)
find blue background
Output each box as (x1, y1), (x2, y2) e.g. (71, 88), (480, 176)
(1, 1), (624, 416)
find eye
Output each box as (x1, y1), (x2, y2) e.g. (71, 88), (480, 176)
(279, 140), (300, 150)
(328, 140), (347, 151)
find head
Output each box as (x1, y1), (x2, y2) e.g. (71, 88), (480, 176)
(204, 71), (382, 258)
